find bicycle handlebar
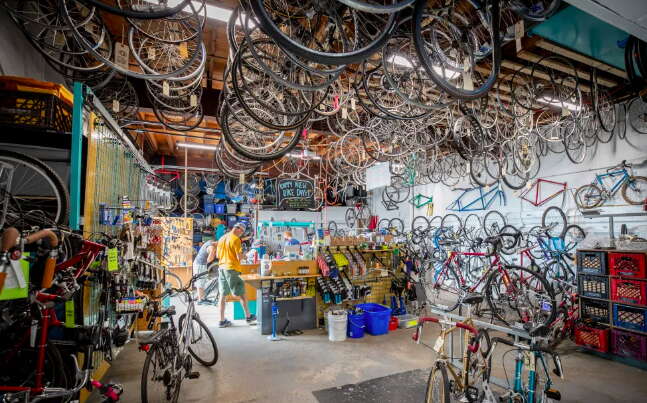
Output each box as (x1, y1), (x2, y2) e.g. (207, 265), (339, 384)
(455, 322), (478, 335)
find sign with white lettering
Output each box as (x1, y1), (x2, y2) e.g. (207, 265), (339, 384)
(277, 179), (314, 210)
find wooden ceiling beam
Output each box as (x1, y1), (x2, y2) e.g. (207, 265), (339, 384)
(534, 39), (627, 80)
(500, 60), (591, 92)
(516, 50), (617, 87)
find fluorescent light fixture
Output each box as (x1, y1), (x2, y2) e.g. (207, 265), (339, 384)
(537, 96), (581, 112)
(388, 54), (460, 80)
(144, 0), (233, 22)
(287, 151), (321, 160)
(177, 142), (219, 150)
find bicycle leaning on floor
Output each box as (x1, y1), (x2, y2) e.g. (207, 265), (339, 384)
(139, 270), (219, 403)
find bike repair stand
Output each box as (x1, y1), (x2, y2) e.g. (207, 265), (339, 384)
(268, 296), (281, 341)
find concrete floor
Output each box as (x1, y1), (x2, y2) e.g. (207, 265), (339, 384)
(92, 302), (647, 403)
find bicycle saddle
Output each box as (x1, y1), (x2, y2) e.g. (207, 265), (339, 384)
(528, 323), (550, 337)
(462, 293), (484, 305)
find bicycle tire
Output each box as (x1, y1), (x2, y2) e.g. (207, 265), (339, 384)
(0, 149), (70, 226)
(413, 0), (501, 100)
(441, 213), (463, 237)
(463, 214), (482, 241)
(141, 341), (181, 403)
(81, 0), (191, 19)
(248, 0), (398, 66)
(542, 259), (573, 285)
(425, 362), (450, 403)
(574, 184), (603, 209)
(563, 224), (586, 251)
(482, 211), (506, 237)
(621, 176), (647, 205)
(424, 262), (462, 313)
(485, 264), (557, 327)
(541, 206), (566, 238)
(465, 329), (491, 403)
(337, 0), (416, 14)
(178, 314), (219, 367)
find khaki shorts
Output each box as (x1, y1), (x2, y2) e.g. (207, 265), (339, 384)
(218, 269), (245, 297)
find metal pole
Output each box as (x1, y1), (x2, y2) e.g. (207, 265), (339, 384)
(184, 146), (188, 218)
(70, 82), (84, 230)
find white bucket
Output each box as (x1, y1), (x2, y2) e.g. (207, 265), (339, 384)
(328, 310), (347, 342)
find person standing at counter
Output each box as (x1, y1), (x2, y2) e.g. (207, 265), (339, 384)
(193, 239), (217, 305)
(217, 223), (256, 328)
(283, 231), (300, 246)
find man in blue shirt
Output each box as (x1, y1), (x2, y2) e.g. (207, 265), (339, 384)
(283, 231), (300, 246)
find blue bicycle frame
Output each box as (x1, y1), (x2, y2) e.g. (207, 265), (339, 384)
(511, 350), (554, 403)
(447, 183), (506, 211)
(594, 168), (630, 196)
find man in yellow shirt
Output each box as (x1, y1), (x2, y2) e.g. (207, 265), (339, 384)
(217, 223), (255, 327)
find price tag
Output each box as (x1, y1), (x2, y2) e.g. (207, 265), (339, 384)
(239, 172), (245, 184)
(190, 94), (197, 107)
(433, 335), (444, 353)
(114, 42), (130, 69)
(342, 107), (348, 120)
(514, 20), (524, 53)
(350, 98), (356, 110)
(148, 47), (156, 60)
(65, 300), (75, 328)
(463, 71), (474, 91)
(561, 107), (571, 117)
(163, 81), (170, 96)
(107, 248), (119, 272)
(112, 99), (120, 113)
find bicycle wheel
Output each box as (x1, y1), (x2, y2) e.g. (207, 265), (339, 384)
(440, 213), (463, 239)
(0, 149), (69, 226)
(178, 314), (219, 367)
(563, 225), (586, 251)
(425, 362), (450, 403)
(422, 261), (462, 313)
(485, 265), (556, 327)
(621, 176), (647, 205)
(345, 208), (357, 228)
(541, 206), (566, 238)
(412, 215), (430, 234)
(463, 214), (482, 241)
(499, 225), (520, 255)
(574, 184), (603, 209)
(141, 341), (181, 403)
(542, 259), (573, 287)
(483, 211), (506, 237)
(465, 329), (491, 403)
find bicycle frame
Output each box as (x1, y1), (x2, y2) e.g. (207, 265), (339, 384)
(510, 350), (554, 403)
(0, 239), (105, 397)
(594, 168), (630, 197)
(519, 179), (566, 207)
(447, 184), (506, 212)
(434, 250), (508, 294)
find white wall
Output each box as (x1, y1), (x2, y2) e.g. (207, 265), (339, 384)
(0, 11), (64, 83)
(370, 125), (647, 243)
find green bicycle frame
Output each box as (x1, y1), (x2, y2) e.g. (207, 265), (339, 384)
(511, 350), (553, 403)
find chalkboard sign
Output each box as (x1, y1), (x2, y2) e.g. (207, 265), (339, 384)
(277, 179), (314, 210)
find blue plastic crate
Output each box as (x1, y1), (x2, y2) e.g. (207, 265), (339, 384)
(204, 203), (214, 214)
(355, 303), (392, 335)
(613, 303), (647, 332)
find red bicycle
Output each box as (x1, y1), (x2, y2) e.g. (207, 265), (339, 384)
(422, 235), (557, 328)
(0, 228), (109, 402)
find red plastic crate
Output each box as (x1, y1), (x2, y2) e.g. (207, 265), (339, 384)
(611, 278), (647, 306)
(575, 324), (609, 353)
(609, 252), (647, 279)
(611, 329), (647, 361)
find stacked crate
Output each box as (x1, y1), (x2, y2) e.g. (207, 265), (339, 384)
(576, 249), (647, 361)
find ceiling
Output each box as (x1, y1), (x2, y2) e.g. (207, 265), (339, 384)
(565, 0), (647, 43)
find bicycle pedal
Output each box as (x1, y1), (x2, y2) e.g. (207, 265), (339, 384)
(545, 389), (561, 400)
(186, 371), (200, 379)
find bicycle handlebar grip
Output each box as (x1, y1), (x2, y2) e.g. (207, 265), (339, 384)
(1, 227), (19, 251)
(41, 256), (56, 289)
(492, 336), (515, 347)
(419, 317), (440, 324)
(455, 322), (478, 335)
(25, 229), (59, 248)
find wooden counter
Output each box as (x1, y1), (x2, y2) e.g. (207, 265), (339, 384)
(225, 263), (259, 302)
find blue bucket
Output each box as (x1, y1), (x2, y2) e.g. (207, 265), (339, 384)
(355, 303), (392, 336)
(347, 312), (366, 338)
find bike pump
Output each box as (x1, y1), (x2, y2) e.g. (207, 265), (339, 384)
(268, 296), (281, 341)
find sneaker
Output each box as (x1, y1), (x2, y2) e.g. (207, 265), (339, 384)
(218, 319), (232, 328)
(246, 314), (257, 324)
